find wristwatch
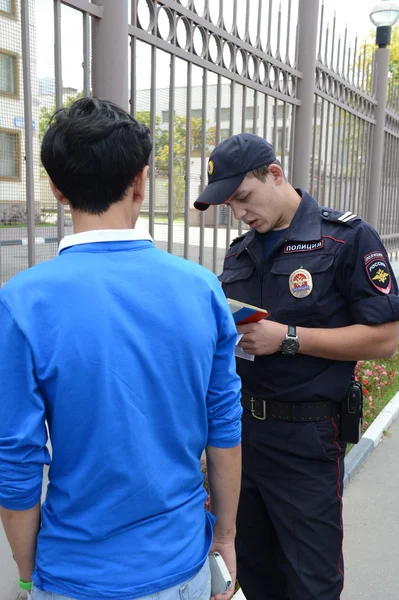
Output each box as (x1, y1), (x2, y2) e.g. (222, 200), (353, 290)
(280, 325), (299, 355)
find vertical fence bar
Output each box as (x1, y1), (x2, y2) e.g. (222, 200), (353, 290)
(316, 97), (324, 202)
(266, 0), (273, 55)
(322, 100), (331, 206)
(83, 12), (91, 96)
(288, 103), (296, 181)
(54, 0), (64, 243)
(339, 111), (347, 211)
(285, 0), (292, 63)
(130, 0), (137, 117)
(149, 45), (157, 239)
(310, 99), (317, 196)
(292, 0), (320, 189)
(328, 103), (337, 207)
(281, 102), (287, 171)
(239, 85), (247, 235)
(199, 69), (208, 265)
(225, 80), (235, 250)
(253, 90), (258, 134)
(213, 74), (222, 272)
(184, 61), (192, 259)
(167, 54), (175, 254)
(21, 0), (35, 267)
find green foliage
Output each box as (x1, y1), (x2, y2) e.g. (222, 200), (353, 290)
(137, 111), (216, 175)
(39, 91), (84, 141)
(136, 111), (216, 215)
(361, 26), (399, 83)
(39, 92), (84, 176)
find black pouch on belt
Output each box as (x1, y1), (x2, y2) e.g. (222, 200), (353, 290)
(339, 378), (363, 444)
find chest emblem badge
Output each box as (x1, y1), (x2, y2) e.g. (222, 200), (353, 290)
(289, 269), (313, 298)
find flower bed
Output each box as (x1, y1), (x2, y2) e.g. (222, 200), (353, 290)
(355, 352), (399, 433)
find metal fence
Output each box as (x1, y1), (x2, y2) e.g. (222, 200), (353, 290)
(1, 0), (399, 286)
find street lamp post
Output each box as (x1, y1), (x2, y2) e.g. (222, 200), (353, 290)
(367, 0), (399, 229)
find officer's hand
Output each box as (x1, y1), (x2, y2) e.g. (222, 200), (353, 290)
(237, 320), (286, 355)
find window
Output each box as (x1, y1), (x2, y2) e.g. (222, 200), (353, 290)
(191, 109), (202, 119)
(220, 107), (231, 122)
(0, 129), (20, 180)
(277, 127), (289, 154)
(220, 128), (230, 141)
(0, 50), (18, 97)
(245, 106), (259, 121)
(0, 0), (15, 16)
(273, 105), (285, 120)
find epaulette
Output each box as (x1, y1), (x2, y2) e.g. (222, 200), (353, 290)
(320, 208), (361, 226)
(229, 232), (249, 248)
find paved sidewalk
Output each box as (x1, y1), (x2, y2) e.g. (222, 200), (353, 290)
(341, 418), (399, 599)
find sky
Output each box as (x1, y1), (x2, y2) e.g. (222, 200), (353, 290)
(34, 0), (379, 92)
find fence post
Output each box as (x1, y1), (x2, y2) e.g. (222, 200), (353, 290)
(367, 49), (390, 230)
(92, 0), (129, 109)
(292, 0), (320, 190)
(21, 0), (36, 267)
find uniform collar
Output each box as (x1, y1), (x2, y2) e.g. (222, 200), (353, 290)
(237, 190), (321, 256)
(58, 229), (153, 254)
(287, 190), (321, 242)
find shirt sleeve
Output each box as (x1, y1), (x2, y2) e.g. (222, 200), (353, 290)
(335, 221), (399, 325)
(0, 299), (50, 510)
(206, 282), (242, 448)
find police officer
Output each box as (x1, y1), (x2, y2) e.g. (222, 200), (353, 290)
(194, 133), (399, 600)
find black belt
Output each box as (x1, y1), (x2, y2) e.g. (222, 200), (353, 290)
(241, 393), (338, 422)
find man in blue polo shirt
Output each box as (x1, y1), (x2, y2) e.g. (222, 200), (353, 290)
(0, 98), (242, 600)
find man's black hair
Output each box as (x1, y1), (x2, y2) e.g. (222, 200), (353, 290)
(41, 97), (152, 214)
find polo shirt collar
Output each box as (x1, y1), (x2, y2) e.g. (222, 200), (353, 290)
(58, 229), (153, 254)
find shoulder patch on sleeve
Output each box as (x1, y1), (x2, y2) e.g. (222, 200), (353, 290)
(364, 251), (392, 294)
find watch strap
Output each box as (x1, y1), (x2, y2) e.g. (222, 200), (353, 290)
(287, 325), (297, 338)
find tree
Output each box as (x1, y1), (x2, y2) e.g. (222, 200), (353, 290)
(39, 91), (84, 142)
(39, 92), (84, 176)
(136, 111), (216, 174)
(136, 111), (216, 216)
(359, 26), (399, 85)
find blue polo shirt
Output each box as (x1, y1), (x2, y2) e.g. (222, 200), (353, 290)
(0, 230), (242, 599)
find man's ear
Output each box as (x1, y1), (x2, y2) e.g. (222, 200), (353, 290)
(49, 180), (69, 206)
(132, 166), (149, 205)
(268, 164), (285, 186)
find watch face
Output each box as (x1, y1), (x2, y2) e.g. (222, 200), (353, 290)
(282, 337), (299, 354)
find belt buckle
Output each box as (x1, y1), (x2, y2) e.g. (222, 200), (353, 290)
(250, 397), (266, 421)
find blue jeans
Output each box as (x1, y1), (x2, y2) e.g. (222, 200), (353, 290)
(30, 558), (211, 600)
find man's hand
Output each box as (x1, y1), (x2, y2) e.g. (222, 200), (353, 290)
(210, 538), (236, 600)
(237, 320), (286, 356)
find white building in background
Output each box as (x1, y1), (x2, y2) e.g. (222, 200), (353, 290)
(0, 0), (40, 216)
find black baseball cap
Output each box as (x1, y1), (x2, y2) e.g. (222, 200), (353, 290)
(194, 133), (277, 211)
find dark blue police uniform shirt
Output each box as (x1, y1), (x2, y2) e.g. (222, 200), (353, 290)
(262, 228), (288, 260)
(219, 190), (399, 403)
